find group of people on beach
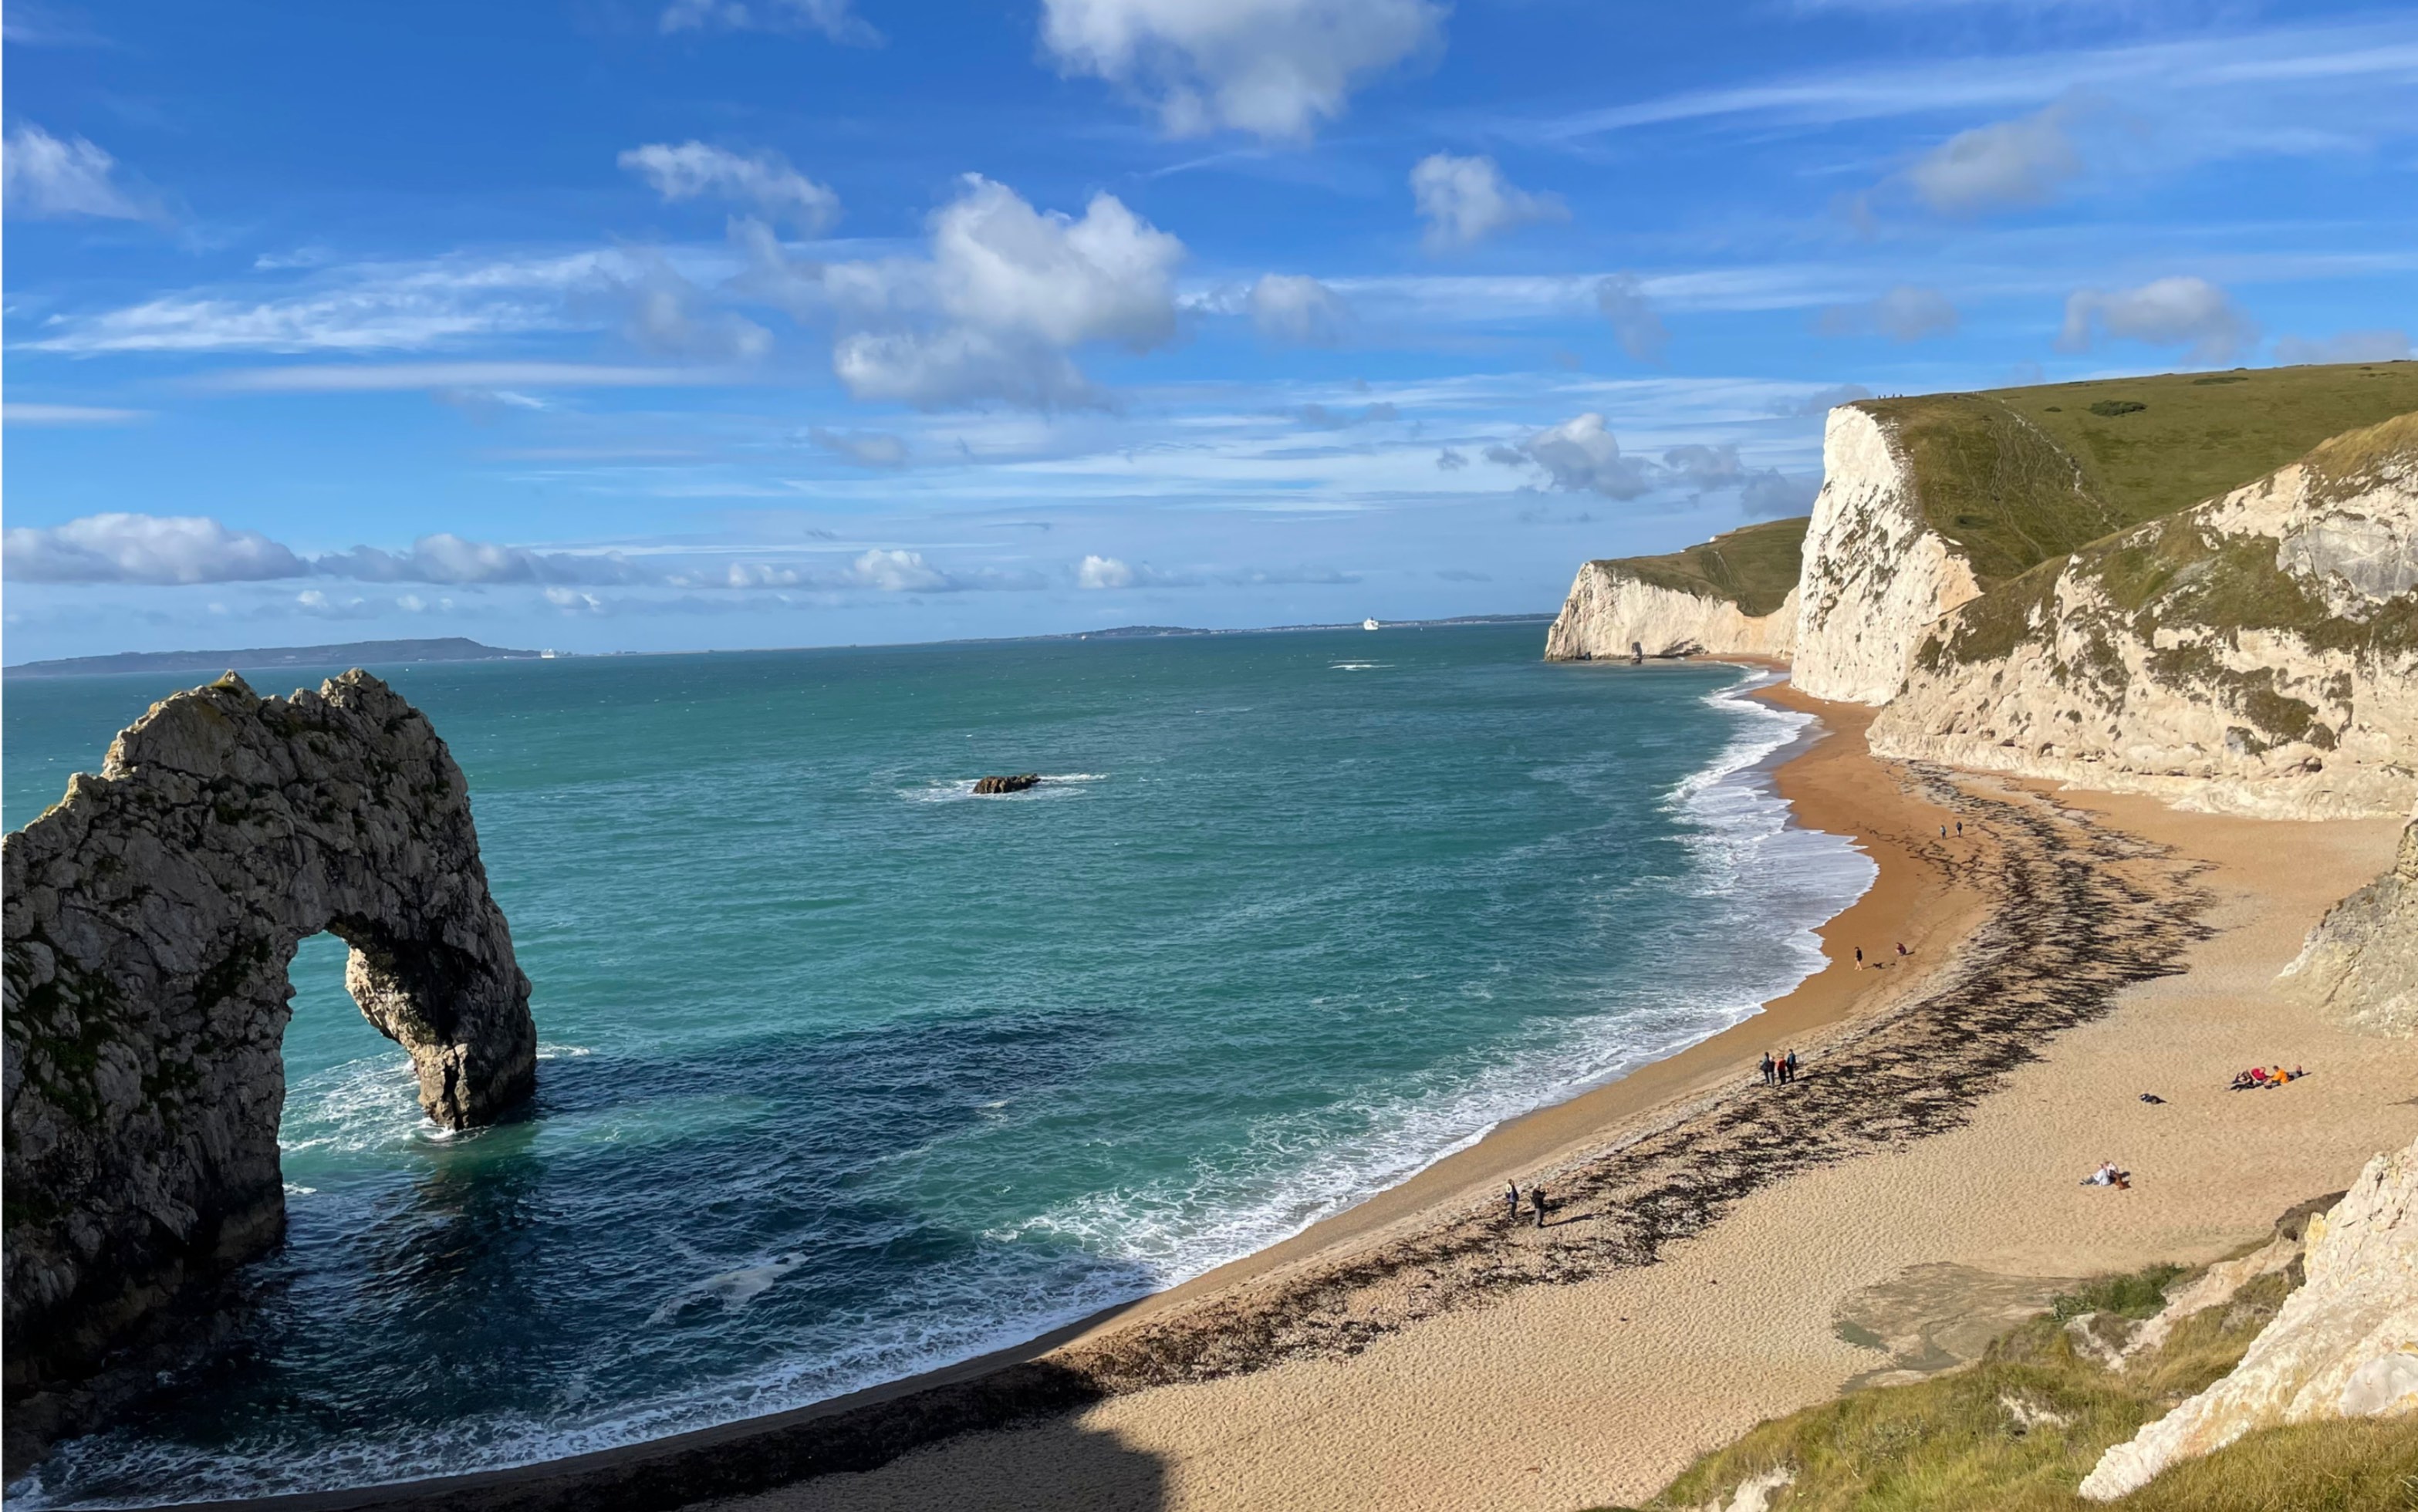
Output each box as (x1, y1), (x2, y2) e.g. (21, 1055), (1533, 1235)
(1759, 1049), (1799, 1085)
(2231, 1065), (2308, 1091)
(1506, 1180), (1552, 1228)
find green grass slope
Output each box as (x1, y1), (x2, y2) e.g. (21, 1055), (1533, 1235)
(1861, 360), (2418, 585)
(1599, 1256), (2418, 1512)
(1589, 516), (1808, 618)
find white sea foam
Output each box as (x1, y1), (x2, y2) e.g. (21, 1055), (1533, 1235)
(1003, 667), (1873, 1293)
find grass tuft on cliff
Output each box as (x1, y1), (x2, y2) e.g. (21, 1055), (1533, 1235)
(1592, 1257), (2418, 1512)
(1862, 359), (2418, 586)
(1586, 516), (1808, 618)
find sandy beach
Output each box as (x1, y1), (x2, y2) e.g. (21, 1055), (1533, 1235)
(695, 686), (2414, 1512)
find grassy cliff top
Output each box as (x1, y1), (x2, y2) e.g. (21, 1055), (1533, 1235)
(1859, 360), (2418, 584)
(1589, 515), (1808, 618)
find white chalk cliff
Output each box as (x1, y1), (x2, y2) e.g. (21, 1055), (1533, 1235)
(1543, 566), (1798, 661)
(1790, 405), (1985, 706)
(1867, 413), (2418, 821)
(2079, 1136), (2418, 1500)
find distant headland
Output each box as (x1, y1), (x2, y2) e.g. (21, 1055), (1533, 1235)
(4, 636), (542, 680)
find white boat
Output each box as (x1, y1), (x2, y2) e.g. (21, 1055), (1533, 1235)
(1362, 617), (1381, 631)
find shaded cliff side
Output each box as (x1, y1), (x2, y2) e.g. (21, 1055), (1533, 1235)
(1543, 518), (1805, 660)
(2281, 809), (2418, 1037)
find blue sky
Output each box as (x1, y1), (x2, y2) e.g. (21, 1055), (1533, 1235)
(5, 0), (2414, 660)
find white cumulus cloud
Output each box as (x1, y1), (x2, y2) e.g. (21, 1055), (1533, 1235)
(1906, 99), (2087, 217)
(849, 548), (954, 592)
(3, 123), (155, 221)
(826, 175), (1185, 408)
(1076, 553), (1140, 589)
(1410, 154), (1565, 252)
(2058, 276), (2257, 363)
(1507, 413), (1656, 499)
(618, 141), (842, 235)
(4, 514), (306, 584)
(1248, 274), (1353, 346)
(1040, 0), (1443, 140)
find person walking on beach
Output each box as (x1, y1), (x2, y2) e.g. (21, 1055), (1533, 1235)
(1532, 1183), (1551, 1228)
(1854, 946), (1864, 969)
(1505, 1181), (1520, 1223)
(1760, 1051), (1775, 1085)
(1785, 1048), (1799, 1083)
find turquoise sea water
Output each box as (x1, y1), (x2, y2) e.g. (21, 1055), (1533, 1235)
(3, 625), (1873, 1505)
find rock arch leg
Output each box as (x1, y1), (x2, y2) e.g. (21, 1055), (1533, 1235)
(2, 670), (535, 1468)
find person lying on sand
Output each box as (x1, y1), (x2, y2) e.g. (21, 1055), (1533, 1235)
(2082, 1161), (2131, 1190)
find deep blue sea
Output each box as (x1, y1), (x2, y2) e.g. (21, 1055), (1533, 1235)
(2, 624), (1872, 1505)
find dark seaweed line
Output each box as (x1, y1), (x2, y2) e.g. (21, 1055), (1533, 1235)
(1062, 768), (2217, 1388)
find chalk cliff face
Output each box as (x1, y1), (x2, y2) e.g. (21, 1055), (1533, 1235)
(1544, 565), (1798, 660)
(2080, 1136), (2418, 1500)
(2, 670), (535, 1439)
(1867, 414), (2418, 822)
(2281, 810), (2418, 1036)
(1792, 405), (1985, 706)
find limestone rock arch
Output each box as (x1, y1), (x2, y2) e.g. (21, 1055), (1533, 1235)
(2, 670), (535, 1433)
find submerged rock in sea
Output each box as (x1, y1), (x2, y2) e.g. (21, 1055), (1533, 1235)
(2078, 1135), (2418, 1500)
(974, 773), (1042, 795)
(2, 670), (534, 1463)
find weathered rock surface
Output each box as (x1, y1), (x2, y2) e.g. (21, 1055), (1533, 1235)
(1869, 413), (2418, 821)
(972, 774), (1041, 795)
(2079, 1135), (2418, 1500)
(2281, 808), (2418, 1036)
(1792, 405), (1987, 705)
(1543, 563), (1798, 662)
(2, 670), (534, 1450)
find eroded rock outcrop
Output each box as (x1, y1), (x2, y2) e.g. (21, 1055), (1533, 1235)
(1869, 413), (2418, 821)
(1791, 405), (1987, 705)
(2281, 808), (2418, 1035)
(2, 670), (534, 1441)
(2079, 1136), (2418, 1500)
(1544, 517), (1805, 663)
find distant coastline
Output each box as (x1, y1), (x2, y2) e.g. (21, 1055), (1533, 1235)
(2, 615), (1558, 679)
(3, 637), (542, 680)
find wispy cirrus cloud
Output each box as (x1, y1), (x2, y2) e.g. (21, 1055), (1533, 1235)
(3, 403), (151, 425)
(1492, 16), (2418, 143)
(198, 361), (740, 393)
(29, 251), (630, 354)
(657, 0), (880, 45)
(3, 123), (164, 222)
